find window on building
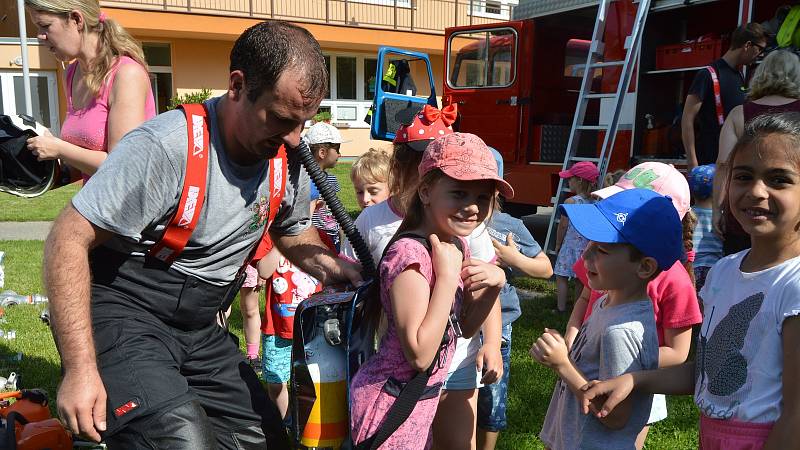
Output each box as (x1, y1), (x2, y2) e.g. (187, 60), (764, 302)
(143, 43), (171, 66)
(336, 56), (357, 100)
(448, 28), (517, 89)
(143, 42), (173, 113)
(324, 55), (331, 98)
(364, 58), (377, 101)
(319, 54), (381, 128)
(469, 0), (516, 20)
(0, 71), (60, 133)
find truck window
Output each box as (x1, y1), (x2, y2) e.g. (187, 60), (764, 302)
(448, 28), (516, 89)
(564, 38), (602, 80)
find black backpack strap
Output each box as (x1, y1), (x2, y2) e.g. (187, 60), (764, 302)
(356, 343), (444, 450)
(357, 232), (464, 450)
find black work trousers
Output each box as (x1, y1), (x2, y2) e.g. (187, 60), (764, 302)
(88, 246), (288, 449)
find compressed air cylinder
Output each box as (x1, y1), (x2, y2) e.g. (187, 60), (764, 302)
(300, 324), (348, 449)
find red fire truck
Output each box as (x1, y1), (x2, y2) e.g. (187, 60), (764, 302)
(427, 0), (773, 215)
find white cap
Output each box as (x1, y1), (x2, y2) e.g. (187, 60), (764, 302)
(304, 122), (342, 145)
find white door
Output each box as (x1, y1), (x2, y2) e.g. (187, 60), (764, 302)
(0, 70), (61, 135)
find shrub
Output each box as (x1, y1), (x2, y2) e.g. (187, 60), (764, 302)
(167, 88), (214, 110)
(312, 111), (332, 123)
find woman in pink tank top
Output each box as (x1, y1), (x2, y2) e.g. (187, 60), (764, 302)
(714, 50), (800, 253)
(25, 0), (156, 180)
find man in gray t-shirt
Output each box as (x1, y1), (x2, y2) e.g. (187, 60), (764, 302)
(42, 22), (359, 449)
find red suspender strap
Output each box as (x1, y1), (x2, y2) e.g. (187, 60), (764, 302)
(251, 146), (288, 263)
(706, 66), (725, 126)
(148, 103), (210, 264)
(268, 146), (288, 228)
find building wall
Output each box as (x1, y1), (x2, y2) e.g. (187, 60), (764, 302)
(0, 43), (60, 71)
(0, 0), (37, 39)
(170, 38), (231, 96)
(99, 0), (513, 35)
(159, 36), (445, 157)
(2, 5), (450, 156)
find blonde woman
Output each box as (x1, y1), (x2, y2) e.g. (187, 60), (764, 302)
(714, 50), (800, 254)
(25, 0), (155, 180)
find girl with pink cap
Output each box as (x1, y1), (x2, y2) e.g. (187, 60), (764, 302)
(349, 133), (512, 449)
(554, 161), (600, 313)
(341, 106), (505, 449)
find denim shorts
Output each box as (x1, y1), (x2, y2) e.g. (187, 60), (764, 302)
(262, 334), (292, 384)
(477, 324), (512, 431)
(442, 361), (481, 390)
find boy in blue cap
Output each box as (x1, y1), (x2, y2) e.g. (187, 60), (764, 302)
(531, 188), (683, 449)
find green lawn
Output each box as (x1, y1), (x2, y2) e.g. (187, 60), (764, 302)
(0, 240), (698, 448)
(0, 161), (699, 448)
(0, 164), (353, 223)
(0, 183), (81, 222)
(0, 240), (61, 414)
(329, 162), (360, 219)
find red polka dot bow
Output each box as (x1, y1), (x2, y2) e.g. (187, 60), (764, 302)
(393, 104), (459, 146)
(422, 104), (457, 127)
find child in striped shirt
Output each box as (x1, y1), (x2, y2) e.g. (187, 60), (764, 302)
(305, 122), (344, 251)
(688, 164), (724, 292)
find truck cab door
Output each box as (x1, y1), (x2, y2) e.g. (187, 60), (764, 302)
(370, 47), (438, 141)
(444, 21), (527, 165)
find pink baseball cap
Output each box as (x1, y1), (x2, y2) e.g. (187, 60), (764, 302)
(419, 133), (514, 199)
(559, 161), (599, 183)
(592, 162), (690, 219)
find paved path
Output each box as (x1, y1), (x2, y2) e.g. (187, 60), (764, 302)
(522, 207), (553, 246)
(0, 222), (53, 241)
(0, 207), (553, 243)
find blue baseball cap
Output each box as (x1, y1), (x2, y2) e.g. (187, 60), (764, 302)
(488, 146), (504, 178)
(560, 188), (683, 270)
(688, 164), (715, 199)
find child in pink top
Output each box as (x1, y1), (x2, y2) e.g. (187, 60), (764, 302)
(349, 133), (511, 449)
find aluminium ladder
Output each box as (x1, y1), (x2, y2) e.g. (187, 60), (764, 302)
(543, 0), (652, 256)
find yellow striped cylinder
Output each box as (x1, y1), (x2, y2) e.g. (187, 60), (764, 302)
(300, 341), (348, 449)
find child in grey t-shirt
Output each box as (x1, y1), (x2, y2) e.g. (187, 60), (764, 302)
(530, 189), (684, 449)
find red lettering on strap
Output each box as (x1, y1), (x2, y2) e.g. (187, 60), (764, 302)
(114, 400), (140, 417)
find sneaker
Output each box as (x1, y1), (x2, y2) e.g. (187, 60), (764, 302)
(246, 356), (262, 376)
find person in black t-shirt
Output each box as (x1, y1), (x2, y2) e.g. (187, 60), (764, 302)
(682, 23), (768, 170)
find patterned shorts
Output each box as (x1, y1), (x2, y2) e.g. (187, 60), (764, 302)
(242, 265), (259, 289)
(477, 324), (512, 431)
(262, 334), (292, 384)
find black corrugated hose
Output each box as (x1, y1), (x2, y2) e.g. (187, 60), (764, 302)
(295, 139), (376, 278)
